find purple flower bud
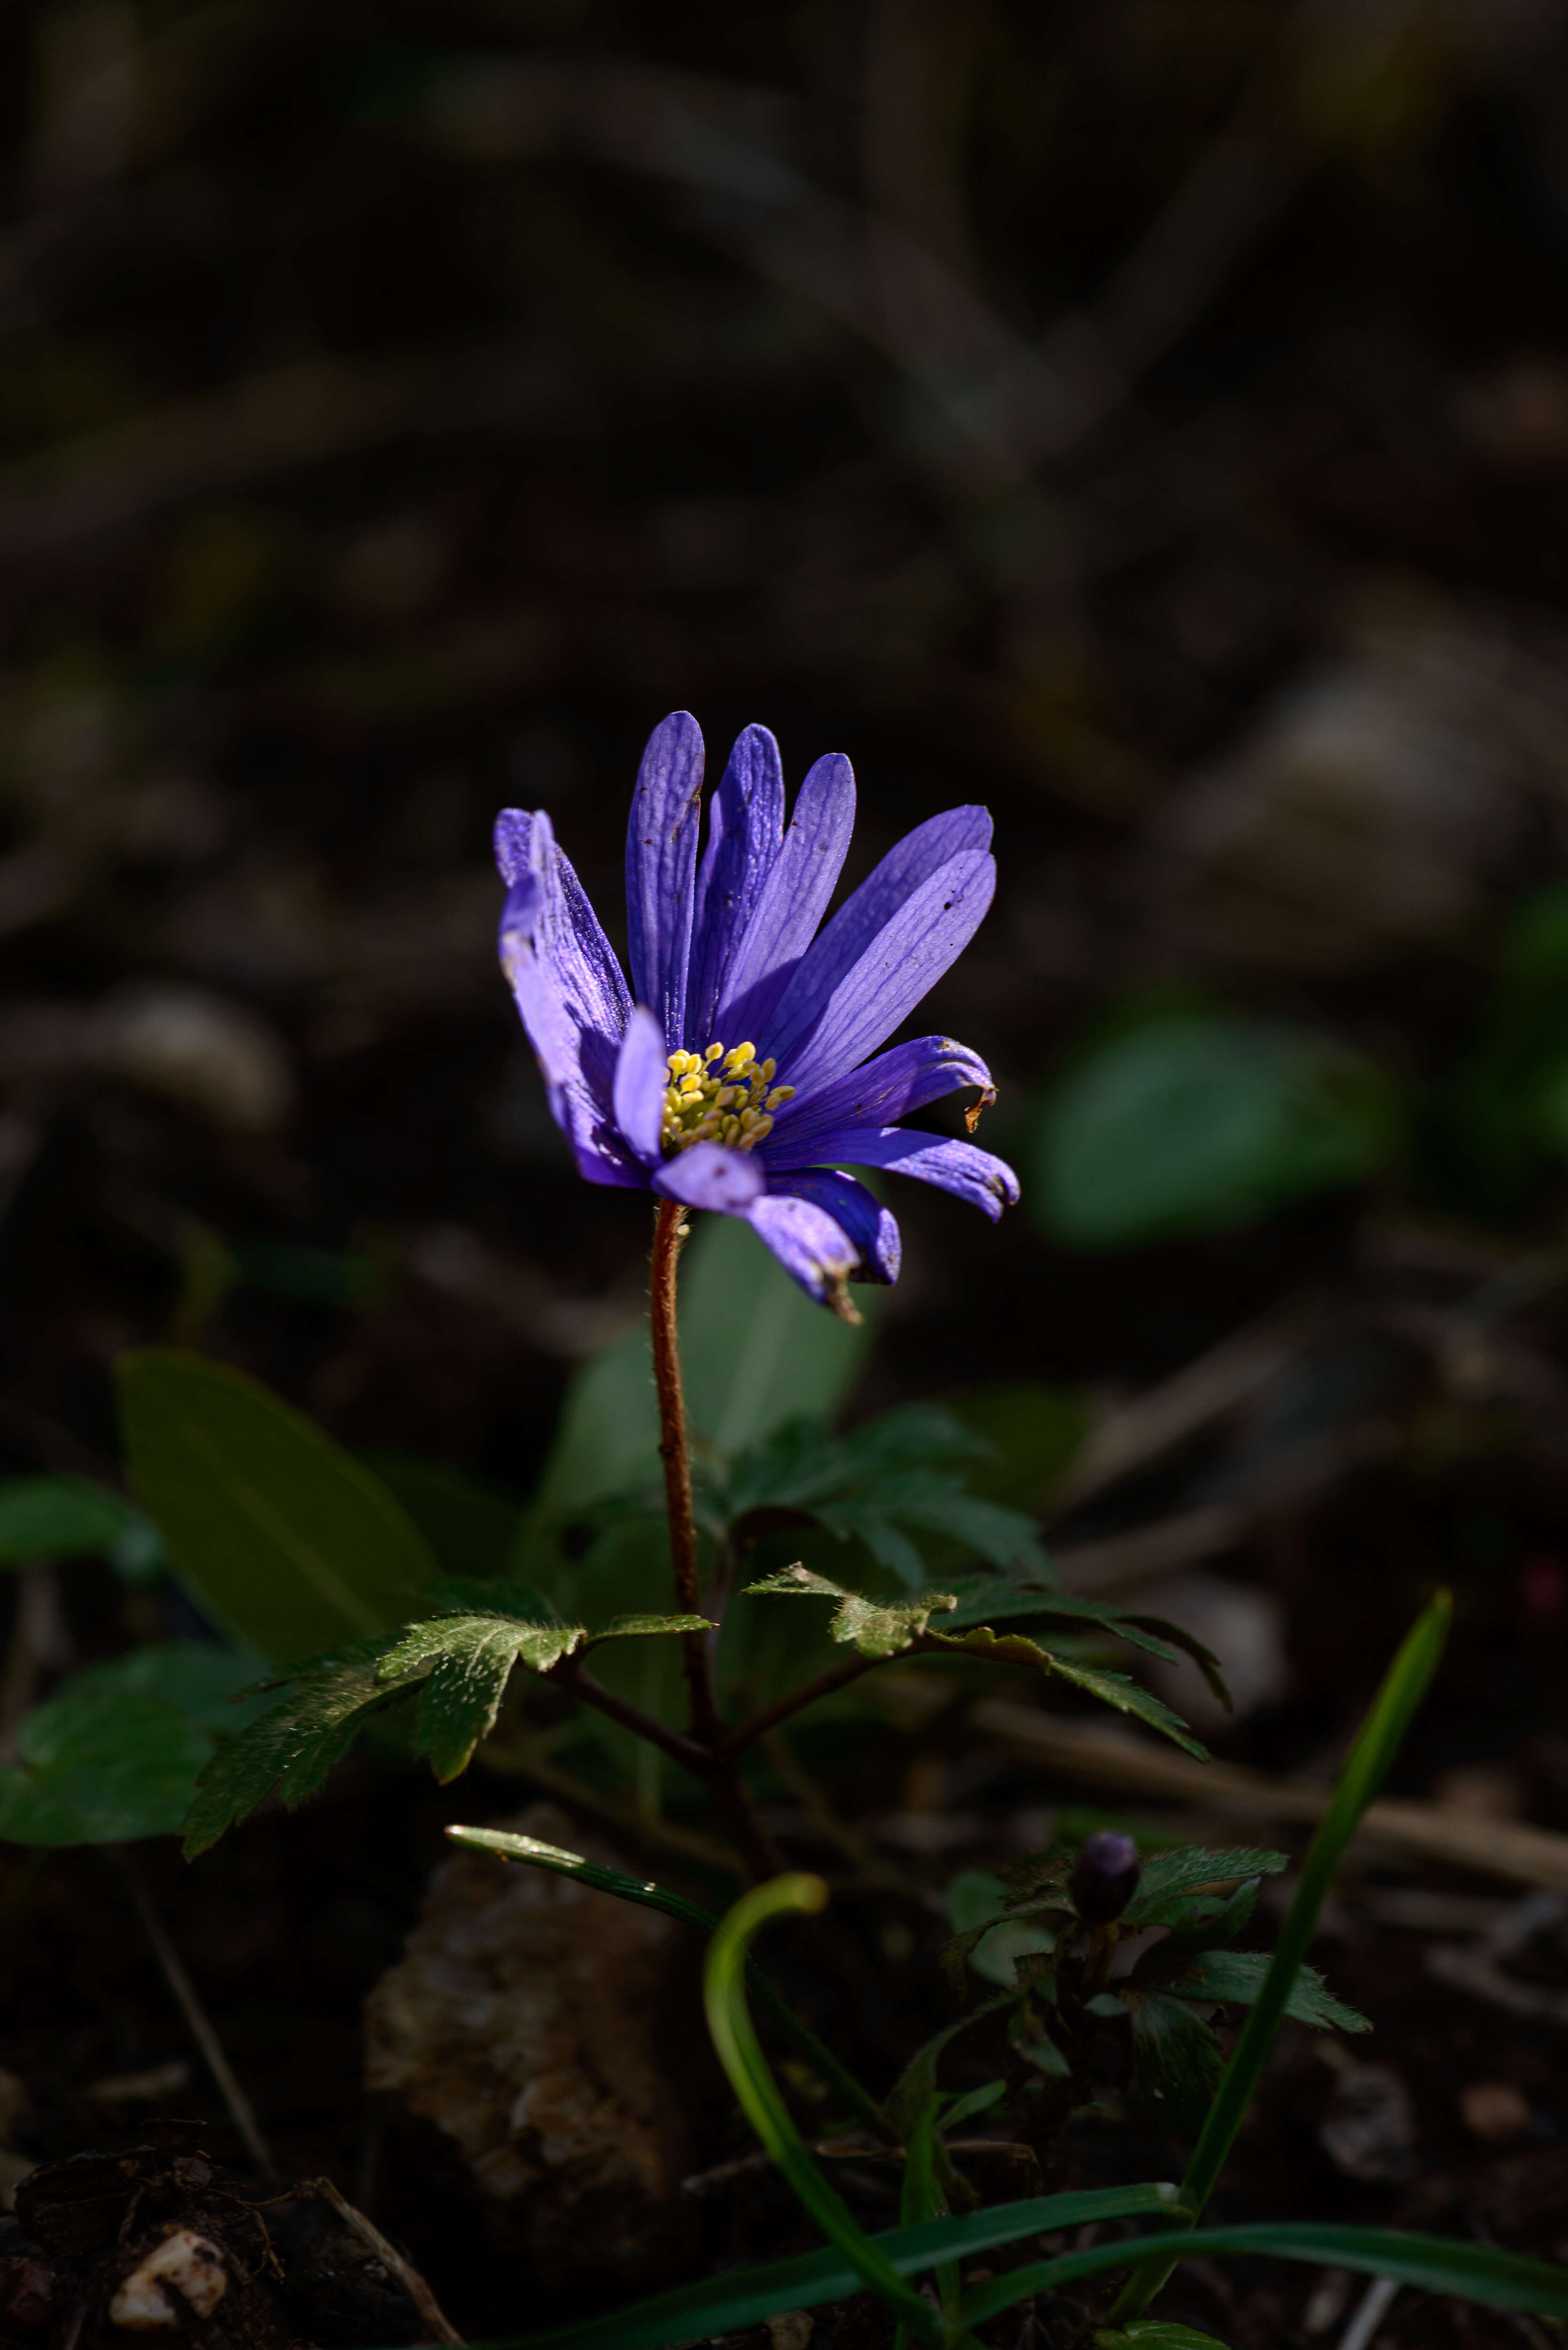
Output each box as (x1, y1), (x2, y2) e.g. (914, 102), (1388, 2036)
(1070, 1830), (1141, 1925)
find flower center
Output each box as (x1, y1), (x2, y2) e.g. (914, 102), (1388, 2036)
(661, 1042), (796, 1155)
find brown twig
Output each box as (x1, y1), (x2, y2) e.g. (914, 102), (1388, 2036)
(545, 1653), (711, 1775)
(305, 2177), (464, 2346)
(108, 1847), (277, 2178)
(716, 1653), (887, 1757)
(965, 1700), (1568, 1894)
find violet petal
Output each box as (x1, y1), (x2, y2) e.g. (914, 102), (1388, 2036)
(745, 1190), (861, 1306)
(764, 1123), (1019, 1220)
(762, 805), (992, 1066)
(494, 807), (532, 885)
(769, 1168), (901, 1283)
(651, 1141), (767, 1213)
(498, 813), (642, 1187)
(771, 1034), (995, 1146)
(767, 849), (996, 1103)
(712, 752), (855, 1050)
(612, 1006), (669, 1167)
(688, 725), (786, 1047)
(625, 711), (704, 1051)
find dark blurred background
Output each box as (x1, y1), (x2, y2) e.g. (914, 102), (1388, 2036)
(10, 0), (1568, 1700)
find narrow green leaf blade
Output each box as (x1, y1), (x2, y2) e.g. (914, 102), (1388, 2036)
(487, 2188), (1188, 2350)
(117, 1350), (441, 1663)
(959, 2221), (1568, 2330)
(447, 1826), (722, 1932)
(1111, 1592), (1452, 2328)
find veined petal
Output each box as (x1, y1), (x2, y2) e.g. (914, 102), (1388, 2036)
(498, 822), (642, 1187)
(766, 1123), (1020, 1221)
(625, 712), (704, 1050)
(768, 849), (995, 1103)
(771, 1034), (994, 1147)
(494, 808), (532, 885)
(745, 1191), (862, 1311)
(712, 752), (856, 1050)
(688, 725), (785, 1046)
(762, 805), (992, 1066)
(769, 1168), (901, 1283)
(651, 1141), (766, 1213)
(613, 1006), (668, 1167)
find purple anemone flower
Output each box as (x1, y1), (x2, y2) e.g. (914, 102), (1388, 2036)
(494, 711), (1018, 1313)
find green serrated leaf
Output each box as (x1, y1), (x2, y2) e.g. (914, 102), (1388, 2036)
(587, 1612), (716, 1643)
(1129, 1991), (1225, 2140)
(377, 1612), (586, 1782)
(937, 1587), (1230, 1709)
(744, 1565), (957, 1658)
(180, 1640), (413, 1856)
(1167, 1949), (1370, 2033)
(117, 1350), (442, 1664)
(1131, 1880), (1264, 1983)
(1125, 1848), (1290, 1928)
(1042, 1653), (1210, 1759)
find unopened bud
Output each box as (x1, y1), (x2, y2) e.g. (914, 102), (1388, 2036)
(1070, 1830), (1140, 1924)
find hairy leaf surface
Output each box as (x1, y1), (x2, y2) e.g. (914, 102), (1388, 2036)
(1165, 1949), (1370, 2032)
(744, 1565), (957, 1656)
(1125, 1848), (1290, 1928)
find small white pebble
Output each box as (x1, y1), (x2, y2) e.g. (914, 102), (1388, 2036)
(109, 2231), (228, 2330)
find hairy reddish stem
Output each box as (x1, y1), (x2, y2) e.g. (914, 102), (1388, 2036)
(547, 1654), (710, 1774)
(649, 1199), (722, 1746)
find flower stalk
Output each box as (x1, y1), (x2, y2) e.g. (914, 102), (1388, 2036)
(649, 1199), (719, 1745)
(647, 1200), (787, 1881)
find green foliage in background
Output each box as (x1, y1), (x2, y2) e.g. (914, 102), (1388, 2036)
(1031, 1012), (1400, 1250)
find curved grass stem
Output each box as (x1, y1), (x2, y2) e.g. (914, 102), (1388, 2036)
(704, 1876), (952, 2348)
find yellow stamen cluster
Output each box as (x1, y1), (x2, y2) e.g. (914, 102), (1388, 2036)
(661, 1041), (796, 1154)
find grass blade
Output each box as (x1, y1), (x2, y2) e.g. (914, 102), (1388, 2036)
(956, 2220), (1568, 2329)
(1109, 1591), (1451, 2324)
(703, 1874), (945, 2345)
(476, 2186), (1187, 2350)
